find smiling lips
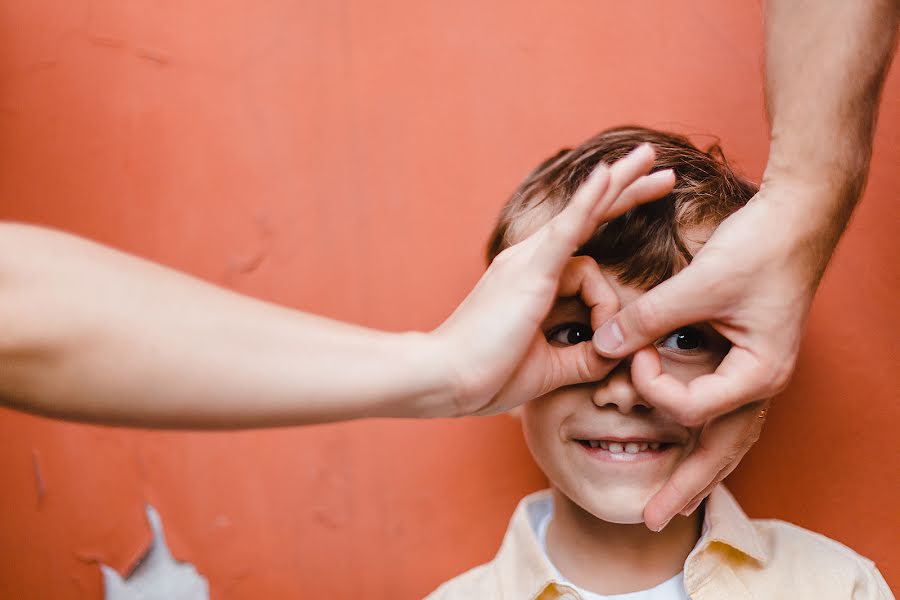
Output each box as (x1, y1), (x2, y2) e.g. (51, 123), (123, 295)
(574, 438), (676, 462)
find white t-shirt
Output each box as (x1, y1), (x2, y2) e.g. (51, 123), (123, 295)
(533, 496), (690, 600)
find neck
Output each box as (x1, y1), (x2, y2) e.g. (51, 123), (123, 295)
(546, 488), (701, 595)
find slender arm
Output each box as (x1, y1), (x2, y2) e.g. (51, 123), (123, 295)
(0, 223), (450, 428)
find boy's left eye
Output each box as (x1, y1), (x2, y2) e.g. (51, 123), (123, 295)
(659, 327), (705, 352)
(546, 323), (593, 346)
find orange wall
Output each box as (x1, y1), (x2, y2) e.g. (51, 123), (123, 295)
(0, 1), (897, 597)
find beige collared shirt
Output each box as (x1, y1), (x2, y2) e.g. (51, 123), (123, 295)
(426, 486), (892, 600)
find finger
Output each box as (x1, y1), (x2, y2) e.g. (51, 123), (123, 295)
(529, 143), (658, 272)
(546, 341), (621, 390)
(523, 163), (611, 272)
(556, 256), (621, 328)
(679, 480), (720, 518)
(684, 401), (767, 516)
(547, 258), (623, 389)
(642, 403), (763, 531)
(583, 143), (661, 226)
(592, 262), (722, 357)
(631, 345), (771, 426)
(680, 405), (765, 517)
(601, 168), (675, 222)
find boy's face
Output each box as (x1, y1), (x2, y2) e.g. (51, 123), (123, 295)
(520, 262), (730, 525)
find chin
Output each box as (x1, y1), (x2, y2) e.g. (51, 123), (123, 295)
(568, 480), (661, 525)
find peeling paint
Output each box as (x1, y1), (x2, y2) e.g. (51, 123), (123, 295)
(102, 506), (208, 600)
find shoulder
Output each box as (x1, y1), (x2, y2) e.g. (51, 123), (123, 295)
(751, 519), (892, 598)
(423, 561), (501, 600)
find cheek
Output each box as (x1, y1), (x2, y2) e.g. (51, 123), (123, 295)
(520, 402), (559, 450)
(519, 394), (572, 468)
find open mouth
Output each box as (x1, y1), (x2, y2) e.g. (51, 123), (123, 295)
(574, 439), (676, 462)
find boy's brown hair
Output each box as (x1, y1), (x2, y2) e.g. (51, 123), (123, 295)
(486, 126), (758, 288)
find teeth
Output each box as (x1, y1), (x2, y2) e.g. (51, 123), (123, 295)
(585, 440), (665, 453)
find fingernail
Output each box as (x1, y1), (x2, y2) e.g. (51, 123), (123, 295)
(647, 168), (674, 181)
(593, 320), (624, 353)
(654, 516), (672, 532)
(631, 142), (653, 157)
(589, 163), (609, 181)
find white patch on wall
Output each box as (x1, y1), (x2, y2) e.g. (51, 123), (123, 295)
(101, 505), (209, 600)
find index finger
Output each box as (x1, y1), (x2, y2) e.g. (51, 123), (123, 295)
(630, 345), (772, 426)
(528, 144), (674, 273)
(642, 401), (763, 531)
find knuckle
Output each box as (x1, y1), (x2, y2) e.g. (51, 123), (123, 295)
(769, 358), (795, 394)
(544, 218), (568, 244)
(629, 294), (662, 337)
(570, 255), (594, 268)
(680, 404), (709, 428)
(492, 246), (516, 267)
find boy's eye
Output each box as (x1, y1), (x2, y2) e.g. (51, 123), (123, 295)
(546, 323), (593, 346)
(659, 327), (705, 352)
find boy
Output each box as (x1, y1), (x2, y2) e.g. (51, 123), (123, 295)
(427, 127), (891, 599)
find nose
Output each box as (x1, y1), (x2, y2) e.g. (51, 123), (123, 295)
(591, 360), (652, 414)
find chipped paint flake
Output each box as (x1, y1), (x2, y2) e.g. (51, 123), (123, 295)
(102, 505), (208, 600)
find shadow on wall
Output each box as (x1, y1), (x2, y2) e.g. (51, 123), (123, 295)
(102, 506), (208, 600)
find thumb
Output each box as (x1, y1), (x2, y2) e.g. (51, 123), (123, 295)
(546, 341), (620, 390)
(591, 266), (719, 358)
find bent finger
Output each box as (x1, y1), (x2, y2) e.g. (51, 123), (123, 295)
(602, 168), (675, 221)
(631, 345), (771, 426)
(557, 257), (621, 328)
(530, 144), (659, 273)
(642, 404), (763, 530)
(680, 400), (769, 516)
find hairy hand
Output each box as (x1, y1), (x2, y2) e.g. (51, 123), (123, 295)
(592, 180), (839, 530)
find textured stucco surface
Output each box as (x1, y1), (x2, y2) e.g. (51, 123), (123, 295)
(0, 1), (897, 598)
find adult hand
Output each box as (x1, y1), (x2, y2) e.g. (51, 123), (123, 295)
(592, 179), (837, 531)
(432, 144), (675, 417)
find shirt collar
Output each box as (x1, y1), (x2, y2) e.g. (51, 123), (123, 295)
(492, 485), (768, 600)
(693, 485), (769, 566)
(493, 490), (568, 599)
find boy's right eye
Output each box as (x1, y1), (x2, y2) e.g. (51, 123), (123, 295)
(546, 323), (593, 346)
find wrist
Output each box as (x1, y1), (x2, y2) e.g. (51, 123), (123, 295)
(759, 161), (862, 232)
(748, 177), (852, 285)
(381, 330), (462, 419)
(763, 131), (870, 217)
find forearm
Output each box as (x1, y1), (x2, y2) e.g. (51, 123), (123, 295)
(0, 223), (453, 428)
(764, 0), (898, 214)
